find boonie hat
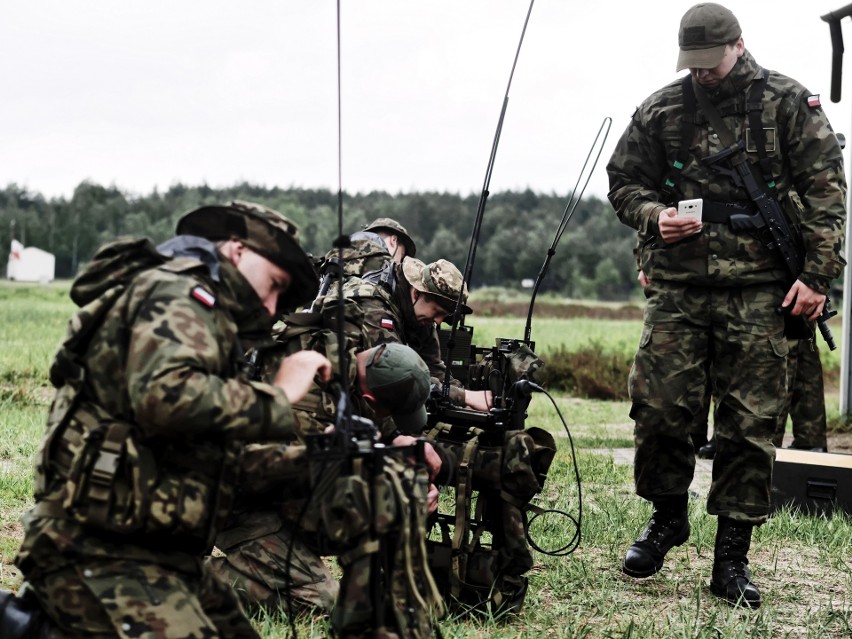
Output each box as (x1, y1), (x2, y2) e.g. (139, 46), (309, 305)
(176, 200), (319, 312)
(676, 3), (741, 72)
(402, 258), (472, 316)
(363, 343), (430, 434)
(363, 217), (417, 258)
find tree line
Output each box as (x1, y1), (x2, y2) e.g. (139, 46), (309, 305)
(0, 181), (641, 301)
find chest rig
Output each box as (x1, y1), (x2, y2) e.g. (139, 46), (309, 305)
(660, 69), (776, 209)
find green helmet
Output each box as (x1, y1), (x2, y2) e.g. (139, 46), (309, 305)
(363, 343), (430, 434)
(176, 200), (319, 312)
(401, 258), (471, 315)
(363, 218), (417, 258)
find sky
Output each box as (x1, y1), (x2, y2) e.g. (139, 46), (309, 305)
(3, 0), (852, 203)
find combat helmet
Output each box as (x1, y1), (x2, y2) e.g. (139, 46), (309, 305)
(401, 258), (472, 315)
(177, 200), (319, 312)
(363, 218), (417, 258)
(362, 343), (431, 434)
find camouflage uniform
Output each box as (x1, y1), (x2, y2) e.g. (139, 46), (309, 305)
(773, 337), (828, 450)
(320, 230), (395, 282)
(14, 204), (316, 638)
(322, 258), (471, 407)
(209, 317), (369, 614)
(607, 49), (846, 523)
(210, 315), (432, 615)
(313, 217), (416, 304)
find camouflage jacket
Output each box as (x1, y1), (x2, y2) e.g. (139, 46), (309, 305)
(235, 309), (391, 505)
(17, 237), (298, 574)
(607, 50), (847, 293)
(319, 231), (394, 280)
(321, 262), (466, 406)
(262, 308), (385, 439)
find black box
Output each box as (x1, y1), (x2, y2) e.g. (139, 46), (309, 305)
(770, 448), (852, 517)
(437, 324), (474, 386)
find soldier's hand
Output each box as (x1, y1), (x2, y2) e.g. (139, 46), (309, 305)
(426, 482), (439, 514)
(782, 280), (826, 321)
(273, 351), (332, 403)
(464, 390), (492, 412)
(392, 435), (442, 480)
(658, 206), (702, 243)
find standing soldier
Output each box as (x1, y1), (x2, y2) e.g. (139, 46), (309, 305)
(4, 202), (330, 638)
(773, 338), (829, 452)
(607, 2), (846, 609)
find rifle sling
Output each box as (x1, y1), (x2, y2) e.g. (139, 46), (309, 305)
(691, 77), (739, 149)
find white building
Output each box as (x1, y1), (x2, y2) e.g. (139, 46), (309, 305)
(6, 239), (55, 282)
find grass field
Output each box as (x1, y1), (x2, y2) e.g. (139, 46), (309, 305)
(1, 280), (851, 638)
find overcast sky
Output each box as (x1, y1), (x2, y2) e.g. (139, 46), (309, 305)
(3, 0), (852, 203)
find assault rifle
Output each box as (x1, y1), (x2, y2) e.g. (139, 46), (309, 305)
(703, 140), (838, 350)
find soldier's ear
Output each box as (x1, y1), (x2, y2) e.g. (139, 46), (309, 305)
(218, 239), (245, 265)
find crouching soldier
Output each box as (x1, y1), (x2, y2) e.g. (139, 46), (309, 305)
(1, 201), (329, 638)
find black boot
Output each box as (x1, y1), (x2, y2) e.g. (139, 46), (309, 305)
(622, 496), (690, 578)
(710, 517), (761, 609)
(697, 436), (716, 460)
(0, 589), (49, 639)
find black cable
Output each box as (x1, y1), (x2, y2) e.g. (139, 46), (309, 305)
(524, 386), (583, 557)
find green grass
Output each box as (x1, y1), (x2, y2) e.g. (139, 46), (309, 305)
(0, 282), (850, 637)
(464, 316), (642, 359)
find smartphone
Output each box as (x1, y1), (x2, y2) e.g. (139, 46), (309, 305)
(678, 198), (703, 222)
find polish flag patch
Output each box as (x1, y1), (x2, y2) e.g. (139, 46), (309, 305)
(191, 286), (216, 308)
(807, 94), (821, 108)
(380, 318), (394, 330)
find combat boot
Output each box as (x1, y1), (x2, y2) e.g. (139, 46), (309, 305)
(709, 517), (761, 609)
(697, 436), (716, 459)
(0, 588), (50, 639)
(622, 495), (690, 578)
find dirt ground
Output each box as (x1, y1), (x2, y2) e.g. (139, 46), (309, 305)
(826, 431), (852, 452)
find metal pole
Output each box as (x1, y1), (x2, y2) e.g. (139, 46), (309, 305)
(823, 5), (852, 420)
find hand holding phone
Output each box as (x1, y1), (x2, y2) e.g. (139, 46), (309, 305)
(677, 198), (703, 222)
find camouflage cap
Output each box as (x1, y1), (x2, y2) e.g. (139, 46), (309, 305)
(363, 343), (430, 434)
(676, 3), (741, 72)
(402, 257), (472, 315)
(363, 217), (417, 258)
(176, 200), (319, 312)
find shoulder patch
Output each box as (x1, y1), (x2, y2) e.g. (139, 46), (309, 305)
(807, 94), (821, 108)
(380, 318), (395, 330)
(191, 286), (216, 308)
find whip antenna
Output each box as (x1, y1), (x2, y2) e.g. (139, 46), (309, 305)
(524, 116), (612, 343)
(333, 0), (351, 421)
(442, 0), (535, 399)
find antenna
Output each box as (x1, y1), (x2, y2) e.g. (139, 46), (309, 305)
(524, 117), (612, 344)
(442, 0), (536, 399)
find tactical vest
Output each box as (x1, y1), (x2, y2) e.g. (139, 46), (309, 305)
(661, 70), (775, 208)
(32, 237), (239, 553)
(318, 232), (393, 280)
(261, 298), (368, 439)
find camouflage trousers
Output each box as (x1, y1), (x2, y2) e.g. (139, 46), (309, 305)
(630, 282), (787, 523)
(209, 511), (338, 615)
(773, 337), (828, 450)
(27, 557), (259, 639)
